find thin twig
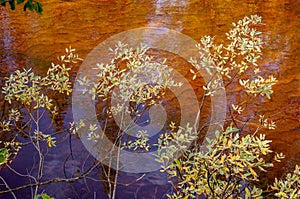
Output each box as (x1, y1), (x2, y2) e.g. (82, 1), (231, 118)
(0, 162), (101, 194)
(0, 176), (17, 199)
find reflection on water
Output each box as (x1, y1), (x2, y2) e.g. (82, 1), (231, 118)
(0, 11), (16, 73)
(0, 0), (299, 198)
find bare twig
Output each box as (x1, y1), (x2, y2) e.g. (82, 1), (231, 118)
(0, 176), (17, 199)
(0, 162), (101, 194)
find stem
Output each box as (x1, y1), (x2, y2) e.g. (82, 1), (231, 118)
(0, 176), (17, 199)
(111, 142), (120, 199)
(0, 162), (101, 194)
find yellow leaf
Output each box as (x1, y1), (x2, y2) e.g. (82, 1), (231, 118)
(220, 155), (226, 164)
(250, 168), (257, 176)
(47, 137), (53, 148)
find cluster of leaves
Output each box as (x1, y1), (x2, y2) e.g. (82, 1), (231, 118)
(240, 75), (277, 99)
(259, 114), (276, 130)
(189, 15), (276, 99)
(0, 109), (22, 165)
(34, 193), (55, 199)
(271, 165), (300, 198)
(0, 47), (82, 164)
(77, 42), (182, 143)
(0, 0), (42, 14)
(156, 15), (300, 199)
(78, 42), (181, 107)
(0, 140), (21, 165)
(157, 124), (286, 198)
(122, 130), (151, 152)
(158, 127), (300, 199)
(157, 122), (197, 166)
(3, 47), (80, 105)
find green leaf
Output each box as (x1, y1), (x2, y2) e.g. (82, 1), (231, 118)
(0, 148), (9, 164)
(9, 0), (16, 10)
(17, 0), (25, 4)
(33, 0), (42, 14)
(24, 0), (33, 12)
(37, 2), (42, 13)
(34, 193), (55, 199)
(0, 0), (6, 7)
(0, 155), (5, 164)
(264, 163), (273, 167)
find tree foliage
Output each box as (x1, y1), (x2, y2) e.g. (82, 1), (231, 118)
(156, 15), (300, 199)
(0, 0), (42, 14)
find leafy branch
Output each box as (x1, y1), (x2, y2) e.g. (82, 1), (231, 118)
(0, 0), (42, 14)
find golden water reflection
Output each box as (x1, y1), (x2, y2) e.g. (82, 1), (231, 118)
(0, 0), (299, 197)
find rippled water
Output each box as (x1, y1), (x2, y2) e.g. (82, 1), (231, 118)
(0, 0), (299, 198)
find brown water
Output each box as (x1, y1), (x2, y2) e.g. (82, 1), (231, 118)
(0, 0), (299, 198)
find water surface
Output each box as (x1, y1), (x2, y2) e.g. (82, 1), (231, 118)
(0, 0), (299, 198)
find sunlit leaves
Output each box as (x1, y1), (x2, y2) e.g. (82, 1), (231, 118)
(239, 75), (277, 99)
(189, 15), (269, 99)
(86, 124), (99, 142)
(0, 141), (21, 165)
(122, 130), (151, 152)
(46, 136), (56, 148)
(44, 46), (82, 96)
(202, 78), (223, 96)
(69, 120), (86, 135)
(8, 109), (21, 122)
(157, 123), (280, 198)
(271, 165), (300, 198)
(79, 42), (182, 117)
(2, 47), (80, 112)
(2, 68), (41, 105)
(231, 104), (244, 114)
(0, 47), (82, 166)
(0, 120), (11, 132)
(259, 115), (277, 130)
(157, 123), (197, 173)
